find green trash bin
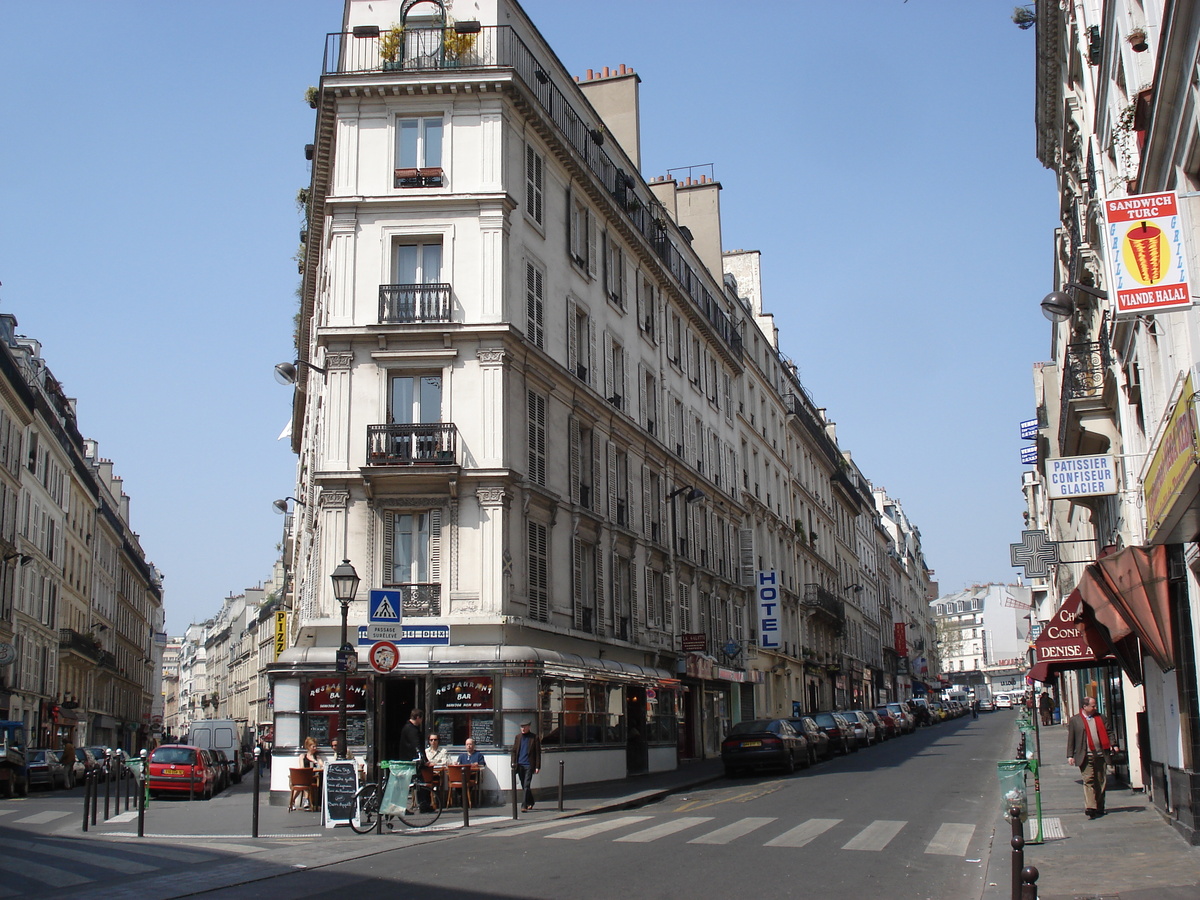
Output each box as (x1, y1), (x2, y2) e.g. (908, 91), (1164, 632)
(997, 759), (1029, 823)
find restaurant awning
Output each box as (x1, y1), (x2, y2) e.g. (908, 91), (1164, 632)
(1076, 544), (1175, 676)
(1028, 590), (1112, 683)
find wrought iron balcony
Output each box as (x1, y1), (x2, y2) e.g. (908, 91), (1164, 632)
(59, 628), (102, 661)
(367, 423), (457, 465)
(378, 583), (441, 617)
(1058, 325), (1115, 451)
(379, 283), (452, 323)
(802, 584), (846, 634)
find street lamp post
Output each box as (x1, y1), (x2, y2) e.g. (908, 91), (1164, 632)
(330, 559), (360, 760)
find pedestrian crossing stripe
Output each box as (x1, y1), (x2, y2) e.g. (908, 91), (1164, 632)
(489, 815), (979, 855)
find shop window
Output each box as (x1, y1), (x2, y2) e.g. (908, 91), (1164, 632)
(432, 677), (496, 747)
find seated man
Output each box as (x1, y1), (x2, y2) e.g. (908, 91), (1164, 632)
(425, 734), (451, 767)
(457, 737), (486, 766)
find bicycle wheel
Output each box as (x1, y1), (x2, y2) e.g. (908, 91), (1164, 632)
(397, 779), (443, 828)
(349, 782), (382, 834)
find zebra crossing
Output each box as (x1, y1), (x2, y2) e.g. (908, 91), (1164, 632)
(486, 813), (979, 855)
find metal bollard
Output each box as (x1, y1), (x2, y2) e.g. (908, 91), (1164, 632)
(82, 769), (92, 832)
(558, 759), (564, 812)
(103, 750), (112, 821)
(1020, 865), (1039, 900)
(137, 765), (146, 838)
(1010, 805), (1025, 900)
(511, 765), (519, 820)
(252, 747), (261, 839)
(462, 786), (470, 829)
(91, 767), (99, 826)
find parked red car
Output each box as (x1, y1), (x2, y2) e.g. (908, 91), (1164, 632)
(146, 744), (217, 799)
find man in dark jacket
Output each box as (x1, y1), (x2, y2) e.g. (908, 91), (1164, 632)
(1066, 696), (1115, 818)
(510, 721), (541, 811)
(399, 709), (434, 812)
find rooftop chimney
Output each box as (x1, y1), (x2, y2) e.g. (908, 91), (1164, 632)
(576, 64), (641, 170)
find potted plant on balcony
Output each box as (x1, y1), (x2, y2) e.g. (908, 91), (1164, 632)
(304, 86), (319, 109)
(1127, 27), (1148, 52)
(380, 24), (404, 70)
(442, 20), (478, 66)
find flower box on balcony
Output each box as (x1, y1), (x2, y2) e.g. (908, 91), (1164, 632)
(394, 167), (444, 188)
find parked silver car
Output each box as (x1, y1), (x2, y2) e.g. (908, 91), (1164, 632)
(838, 709), (880, 747)
(27, 749), (69, 790)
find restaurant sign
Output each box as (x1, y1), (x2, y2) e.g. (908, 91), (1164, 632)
(434, 677), (493, 710)
(1103, 191), (1193, 316)
(307, 678), (367, 712)
(1144, 373), (1200, 542)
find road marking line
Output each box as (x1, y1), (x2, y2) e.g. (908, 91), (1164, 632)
(764, 818), (841, 847)
(688, 817), (777, 845)
(925, 823), (975, 856)
(12, 810), (74, 825)
(483, 819), (579, 837)
(842, 820), (906, 851)
(105, 811), (139, 822)
(36, 842), (159, 874)
(0, 853), (92, 887)
(614, 816), (713, 842)
(546, 815), (654, 840)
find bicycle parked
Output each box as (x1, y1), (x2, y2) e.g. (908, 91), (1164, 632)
(350, 759), (445, 833)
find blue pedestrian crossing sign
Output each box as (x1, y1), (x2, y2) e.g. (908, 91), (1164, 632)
(368, 589), (401, 623)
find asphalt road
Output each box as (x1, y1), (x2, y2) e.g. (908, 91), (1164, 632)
(192, 711), (1014, 900)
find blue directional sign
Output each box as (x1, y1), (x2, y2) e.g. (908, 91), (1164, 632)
(358, 624), (450, 646)
(1020, 419), (1039, 441)
(1020, 445), (1038, 465)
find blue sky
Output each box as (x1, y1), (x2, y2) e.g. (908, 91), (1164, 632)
(0, 1), (1055, 635)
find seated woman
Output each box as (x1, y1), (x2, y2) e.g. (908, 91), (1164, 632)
(425, 734), (451, 767)
(302, 736), (324, 769)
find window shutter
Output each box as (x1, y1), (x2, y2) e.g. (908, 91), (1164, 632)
(595, 545), (606, 636)
(630, 559), (640, 642)
(664, 572), (674, 632)
(738, 528), (755, 586)
(607, 441), (618, 521)
(587, 211), (598, 278)
(591, 430), (602, 512)
(636, 271), (646, 331)
(638, 364), (648, 431)
(567, 300), (578, 373)
(641, 464), (651, 537)
(723, 373), (733, 423)
(429, 508), (441, 583)
(569, 416), (581, 504)
(525, 144), (543, 224)
(384, 511), (395, 582)
(572, 538), (584, 629)
(527, 390), (546, 486)
(525, 262), (544, 348)
(587, 318), (596, 387)
(620, 348), (629, 415)
(603, 332), (614, 402)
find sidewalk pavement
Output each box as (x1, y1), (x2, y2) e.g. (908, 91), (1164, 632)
(981, 720), (1200, 900)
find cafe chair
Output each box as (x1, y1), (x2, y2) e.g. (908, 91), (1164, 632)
(446, 764), (479, 808)
(288, 767), (319, 812)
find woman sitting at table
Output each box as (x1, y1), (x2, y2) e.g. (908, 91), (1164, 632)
(425, 734), (451, 767)
(457, 737), (486, 766)
(302, 735), (324, 769)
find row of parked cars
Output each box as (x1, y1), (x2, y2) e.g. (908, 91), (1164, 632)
(26, 744), (246, 799)
(721, 700), (946, 776)
(27, 745), (130, 791)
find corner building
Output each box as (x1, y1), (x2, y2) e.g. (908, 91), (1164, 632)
(271, 0), (932, 794)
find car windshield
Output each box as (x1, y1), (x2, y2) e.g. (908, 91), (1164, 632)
(728, 720), (775, 736)
(812, 713), (838, 728)
(29, 750), (48, 764)
(874, 709), (890, 717)
(152, 747), (196, 765)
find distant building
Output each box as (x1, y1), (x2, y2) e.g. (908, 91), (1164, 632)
(932, 584), (1031, 690)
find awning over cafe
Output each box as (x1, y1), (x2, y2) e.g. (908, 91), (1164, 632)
(1028, 590), (1111, 683)
(1077, 544), (1175, 675)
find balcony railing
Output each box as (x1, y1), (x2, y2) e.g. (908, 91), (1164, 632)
(1058, 326), (1113, 449)
(59, 628), (102, 661)
(379, 283), (453, 323)
(367, 423), (457, 465)
(378, 582), (441, 617)
(802, 584), (846, 634)
(322, 25), (742, 363)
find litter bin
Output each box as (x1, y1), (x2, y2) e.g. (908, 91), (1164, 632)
(1052, 707), (1061, 725)
(997, 759), (1029, 823)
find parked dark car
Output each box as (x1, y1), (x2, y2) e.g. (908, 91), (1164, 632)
(787, 716), (830, 762)
(721, 718), (808, 776)
(863, 708), (892, 740)
(146, 744), (217, 799)
(811, 711), (857, 755)
(28, 749), (69, 790)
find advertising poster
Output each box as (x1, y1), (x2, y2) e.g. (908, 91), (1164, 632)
(1103, 192), (1193, 316)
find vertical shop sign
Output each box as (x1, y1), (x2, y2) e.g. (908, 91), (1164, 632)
(274, 610), (288, 660)
(757, 570), (780, 649)
(1104, 192), (1193, 316)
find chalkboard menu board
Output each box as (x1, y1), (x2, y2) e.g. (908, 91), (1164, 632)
(471, 717), (494, 746)
(322, 761), (359, 828)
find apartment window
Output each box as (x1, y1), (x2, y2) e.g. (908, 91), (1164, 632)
(640, 367), (658, 435)
(604, 335), (626, 409)
(388, 511), (438, 584)
(637, 274), (658, 341)
(528, 521), (549, 622)
(689, 334), (702, 387)
(668, 311), (683, 367)
(524, 142), (544, 226)
(612, 447), (629, 526)
(393, 241), (442, 284)
(568, 300), (593, 383)
(573, 538), (597, 632)
(571, 419), (596, 509)
(604, 234), (624, 307)
(568, 195), (597, 275)
(613, 553), (632, 641)
(527, 390), (546, 486)
(394, 116), (444, 187)
(525, 261), (544, 348)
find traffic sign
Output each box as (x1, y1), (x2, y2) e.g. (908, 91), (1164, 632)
(368, 589), (402, 623)
(368, 623), (403, 642)
(369, 641), (400, 673)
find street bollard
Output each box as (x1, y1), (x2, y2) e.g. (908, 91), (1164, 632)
(1020, 865), (1039, 900)
(511, 765), (519, 820)
(462, 787), (470, 829)
(103, 750), (112, 821)
(137, 767), (146, 838)
(252, 747), (261, 839)
(82, 769), (92, 832)
(558, 759), (564, 812)
(1010, 804), (1025, 900)
(91, 766), (99, 826)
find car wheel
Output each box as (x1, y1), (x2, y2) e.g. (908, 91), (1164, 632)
(783, 752), (796, 775)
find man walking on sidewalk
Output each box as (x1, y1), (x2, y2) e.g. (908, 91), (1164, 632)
(511, 721), (541, 811)
(1066, 696), (1115, 818)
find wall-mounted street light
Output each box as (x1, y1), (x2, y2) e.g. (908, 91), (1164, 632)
(330, 559), (360, 760)
(1040, 282), (1108, 321)
(274, 360), (327, 385)
(667, 485), (705, 557)
(845, 583), (864, 594)
(272, 497), (306, 515)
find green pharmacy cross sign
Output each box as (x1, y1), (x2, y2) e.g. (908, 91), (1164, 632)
(1010, 530), (1059, 579)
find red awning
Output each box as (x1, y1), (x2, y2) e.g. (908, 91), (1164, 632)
(1028, 590), (1111, 682)
(1076, 544), (1175, 675)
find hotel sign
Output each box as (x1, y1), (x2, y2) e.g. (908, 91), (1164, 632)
(756, 571), (781, 650)
(1144, 373), (1200, 542)
(1104, 192), (1193, 316)
(1046, 455), (1116, 499)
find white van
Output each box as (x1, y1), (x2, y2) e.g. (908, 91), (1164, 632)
(188, 719), (248, 784)
(994, 692), (1014, 709)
